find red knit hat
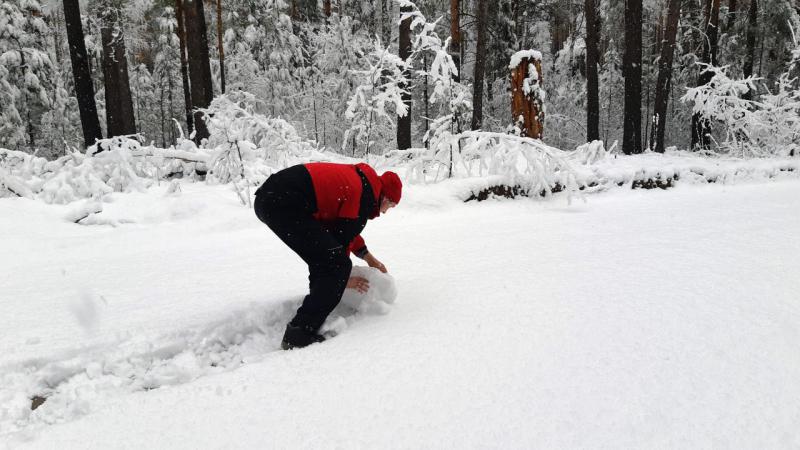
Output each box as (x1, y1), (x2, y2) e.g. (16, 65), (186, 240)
(380, 171), (402, 204)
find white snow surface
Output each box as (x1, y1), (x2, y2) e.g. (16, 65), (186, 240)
(1, 176), (800, 448)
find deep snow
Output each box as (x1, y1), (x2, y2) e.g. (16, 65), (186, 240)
(1, 178), (799, 448)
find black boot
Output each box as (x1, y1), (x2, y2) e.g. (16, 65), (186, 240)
(281, 324), (326, 350)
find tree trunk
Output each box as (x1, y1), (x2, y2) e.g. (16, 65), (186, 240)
(623, 0), (643, 154)
(727, 0), (738, 29)
(100, 2), (137, 138)
(510, 54), (544, 138)
(691, 0), (721, 150)
(397, 4), (413, 150)
(323, 0), (331, 17)
(183, 0), (214, 145)
(449, 0), (461, 82)
(743, 0), (758, 86)
(216, 0), (225, 93)
(63, 0), (103, 148)
(585, 0), (600, 142)
(293, 0), (318, 22)
(651, 0), (682, 153)
(381, 0), (392, 47)
(471, 0), (489, 130)
(174, 0), (193, 134)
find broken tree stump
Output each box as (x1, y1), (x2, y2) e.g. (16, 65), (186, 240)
(509, 50), (545, 139)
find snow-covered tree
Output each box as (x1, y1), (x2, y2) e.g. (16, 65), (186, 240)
(0, 0), (58, 151)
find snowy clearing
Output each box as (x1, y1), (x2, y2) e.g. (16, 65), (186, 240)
(1, 178), (799, 448)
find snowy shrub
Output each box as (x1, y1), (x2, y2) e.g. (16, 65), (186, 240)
(682, 65), (800, 157)
(570, 140), (610, 165)
(405, 130), (582, 198)
(342, 41), (411, 156)
(202, 92), (322, 204)
(0, 92), (329, 206)
(0, 136), (210, 204)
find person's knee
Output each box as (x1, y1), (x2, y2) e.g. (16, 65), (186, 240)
(311, 246), (351, 277)
(336, 253), (353, 275)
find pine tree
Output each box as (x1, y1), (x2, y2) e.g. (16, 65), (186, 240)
(585, 0), (601, 142)
(651, 0), (682, 153)
(99, 0), (137, 138)
(471, 0), (489, 131)
(174, 0), (194, 134)
(183, 0), (214, 144)
(691, 0), (721, 150)
(623, 0), (643, 154)
(63, 0), (103, 148)
(0, 1), (60, 150)
(449, 0), (461, 82)
(397, 3), (412, 149)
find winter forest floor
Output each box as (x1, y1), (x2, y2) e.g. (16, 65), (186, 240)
(1, 177), (799, 448)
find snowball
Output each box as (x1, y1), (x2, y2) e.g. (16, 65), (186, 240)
(339, 266), (398, 315)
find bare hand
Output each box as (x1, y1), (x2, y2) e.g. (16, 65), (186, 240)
(347, 276), (370, 293)
(365, 253), (387, 273)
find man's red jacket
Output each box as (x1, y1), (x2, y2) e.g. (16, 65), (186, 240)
(304, 162), (382, 257)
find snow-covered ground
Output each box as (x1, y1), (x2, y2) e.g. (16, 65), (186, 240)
(1, 177), (799, 448)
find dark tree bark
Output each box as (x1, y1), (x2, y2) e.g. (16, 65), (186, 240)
(691, 0), (721, 150)
(381, 0), (392, 47)
(727, 0), (738, 30)
(292, 0), (318, 22)
(63, 0), (103, 148)
(449, 0), (461, 82)
(742, 0), (758, 84)
(174, 0), (193, 134)
(585, 0), (600, 142)
(397, 4), (412, 150)
(471, 0), (489, 131)
(623, 0), (643, 154)
(183, 0), (214, 145)
(651, 0), (682, 153)
(100, 2), (137, 138)
(323, 0), (331, 17)
(216, 0), (225, 93)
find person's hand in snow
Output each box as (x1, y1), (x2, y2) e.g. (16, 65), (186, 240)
(364, 252), (387, 273)
(347, 276), (370, 293)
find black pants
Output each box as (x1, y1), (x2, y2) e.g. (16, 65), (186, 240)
(254, 166), (352, 331)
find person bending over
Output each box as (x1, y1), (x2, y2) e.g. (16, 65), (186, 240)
(254, 162), (402, 350)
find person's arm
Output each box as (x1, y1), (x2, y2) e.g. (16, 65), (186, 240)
(363, 251), (387, 273)
(348, 235), (369, 259)
(347, 236), (388, 273)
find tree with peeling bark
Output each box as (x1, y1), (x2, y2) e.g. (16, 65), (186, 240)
(63, 0), (103, 148)
(623, 0), (643, 154)
(651, 0), (682, 153)
(449, 0), (461, 82)
(691, 0), (721, 150)
(510, 51), (545, 139)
